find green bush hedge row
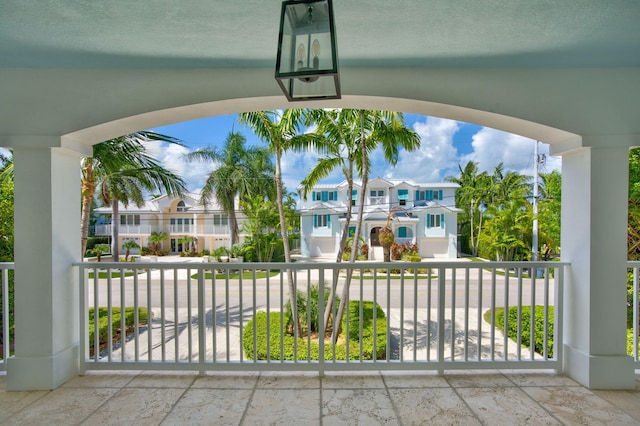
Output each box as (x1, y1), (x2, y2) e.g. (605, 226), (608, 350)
(485, 305), (554, 358)
(243, 300), (387, 360)
(88, 307), (149, 352)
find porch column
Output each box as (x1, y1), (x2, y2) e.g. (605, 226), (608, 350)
(7, 139), (83, 390)
(560, 141), (635, 389)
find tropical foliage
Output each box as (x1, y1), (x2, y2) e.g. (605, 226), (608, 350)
(82, 132), (187, 258)
(186, 131), (275, 245)
(448, 161), (561, 262)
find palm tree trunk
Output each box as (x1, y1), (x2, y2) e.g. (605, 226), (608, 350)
(323, 172), (354, 332)
(229, 208), (239, 246)
(275, 149), (300, 337)
(333, 111), (368, 343)
(80, 160), (95, 257)
(111, 200), (120, 260)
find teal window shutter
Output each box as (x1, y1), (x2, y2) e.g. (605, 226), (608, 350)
(415, 190), (420, 200)
(327, 214), (331, 227)
(312, 191), (317, 201)
(321, 191), (327, 202)
(399, 227), (407, 238)
(439, 190), (443, 200)
(349, 226), (356, 237)
(333, 191), (338, 201)
(427, 215), (431, 228)
(427, 190), (433, 200)
(313, 214), (318, 228)
(441, 213), (445, 228)
(398, 189), (409, 200)
(352, 190), (357, 200)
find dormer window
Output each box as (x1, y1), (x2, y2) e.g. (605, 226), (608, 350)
(176, 200), (188, 212)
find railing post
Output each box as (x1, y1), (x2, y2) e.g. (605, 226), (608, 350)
(437, 266), (446, 374)
(318, 267), (325, 376)
(2, 267), (9, 363)
(634, 267), (638, 361)
(198, 265), (206, 375)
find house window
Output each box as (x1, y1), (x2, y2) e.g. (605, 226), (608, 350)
(177, 200), (187, 212)
(416, 190), (443, 201)
(370, 189), (385, 205)
(398, 226), (407, 238)
(427, 214), (445, 229)
(312, 191), (338, 202)
(348, 226), (356, 237)
(397, 189), (409, 206)
(313, 214), (331, 228)
(120, 214), (140, 226)
(351, 190), (357, 206)
(213, 214), (228, 226)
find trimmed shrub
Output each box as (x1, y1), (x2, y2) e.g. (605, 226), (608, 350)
(284, 285), (338, 333)
(243, 300), (387, 361)
(88, 307), (149, 355)
(485, 305), (554, 358)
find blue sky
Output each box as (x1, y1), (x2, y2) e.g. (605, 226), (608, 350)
(148, 112), (561, 193)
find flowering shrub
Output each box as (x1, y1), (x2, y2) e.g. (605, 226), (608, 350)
(390, 242), (419, 260)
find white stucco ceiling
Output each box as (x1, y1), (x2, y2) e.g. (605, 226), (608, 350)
(1, 0), (638, 68)
(0, 1), (639, 149)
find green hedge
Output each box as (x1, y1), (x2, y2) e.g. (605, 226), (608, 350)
(243, 300), (387, 360)
(485, 305), (554, 358)
(88, 307), (148, 354)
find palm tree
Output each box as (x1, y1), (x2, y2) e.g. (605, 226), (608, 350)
(446, 162), (490, 256)
(299, 108), (362, 330)
(186, 131), (275, 245)
(82, 132), (187, 259)
(333, 109), (420, 342)
(239, 109), (323, 337)
(122, 240), (139, 261)
(148, 230), (167, 253)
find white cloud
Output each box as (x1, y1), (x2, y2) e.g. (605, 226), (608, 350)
(144, 141), (214, 192)
(0, 147), (10, 159)
(460, 128), (561, 176)
(380, 117), (459, 182)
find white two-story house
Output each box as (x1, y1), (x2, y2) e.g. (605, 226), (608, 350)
(94, 191), (244, 254)
(298, 178), (461, 259)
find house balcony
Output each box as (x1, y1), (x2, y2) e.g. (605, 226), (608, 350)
(1, 259), (639, 423)
(197, 224), (231, 235)
(94, 224), (153, 236)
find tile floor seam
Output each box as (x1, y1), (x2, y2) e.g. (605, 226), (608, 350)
(238, 373), (260, 426)
(584, 387), (640, 422)
(445, 377), (486, 426)
(380, 372), (404, 426)
(157, 386), (191, 425)
(0, 390), (52, 424)
(77, 387), (127, 426)
(517, 385), (568, 425)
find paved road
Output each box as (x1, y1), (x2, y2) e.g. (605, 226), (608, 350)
(87, 267), (556, 311)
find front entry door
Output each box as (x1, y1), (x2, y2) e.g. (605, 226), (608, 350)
(370, 227), (381, 246)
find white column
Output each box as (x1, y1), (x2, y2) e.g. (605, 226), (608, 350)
(7, 141), (82, 390)
(561, 144), (635, 389)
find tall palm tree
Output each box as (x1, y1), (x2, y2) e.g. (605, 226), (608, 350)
(300, 109), (363, 331)
(239, 109), (323, 337)
(186, 131), (275, 245)
(82, 132), (187, 259)
(333, 109), (420, 342)
(446, 162), (490, 256)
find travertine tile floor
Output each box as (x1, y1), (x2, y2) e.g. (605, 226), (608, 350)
(0, 370), (639, 425)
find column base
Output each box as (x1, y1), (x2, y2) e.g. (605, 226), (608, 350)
(563, 344), (636, 389)
(6, 344), (79, 391)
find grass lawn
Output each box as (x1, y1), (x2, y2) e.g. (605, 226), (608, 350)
(191, 270), (280, 280)
(88, 270), (144, 279)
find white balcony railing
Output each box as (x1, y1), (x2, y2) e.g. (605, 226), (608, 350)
(0, 262), (13, 370)
(627, 262), (640, 366)
(94, 224), (152, 235)
(169, 224), (193, 234)
(198, 224), (231, 235)
(75, 260), (569, 373)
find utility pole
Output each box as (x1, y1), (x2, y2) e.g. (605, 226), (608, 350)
(532, 141), (545, 263)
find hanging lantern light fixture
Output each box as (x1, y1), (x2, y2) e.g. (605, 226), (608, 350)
(275, 0), (340, 101)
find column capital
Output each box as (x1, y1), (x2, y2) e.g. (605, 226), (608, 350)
(3, 135), (92, 157)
